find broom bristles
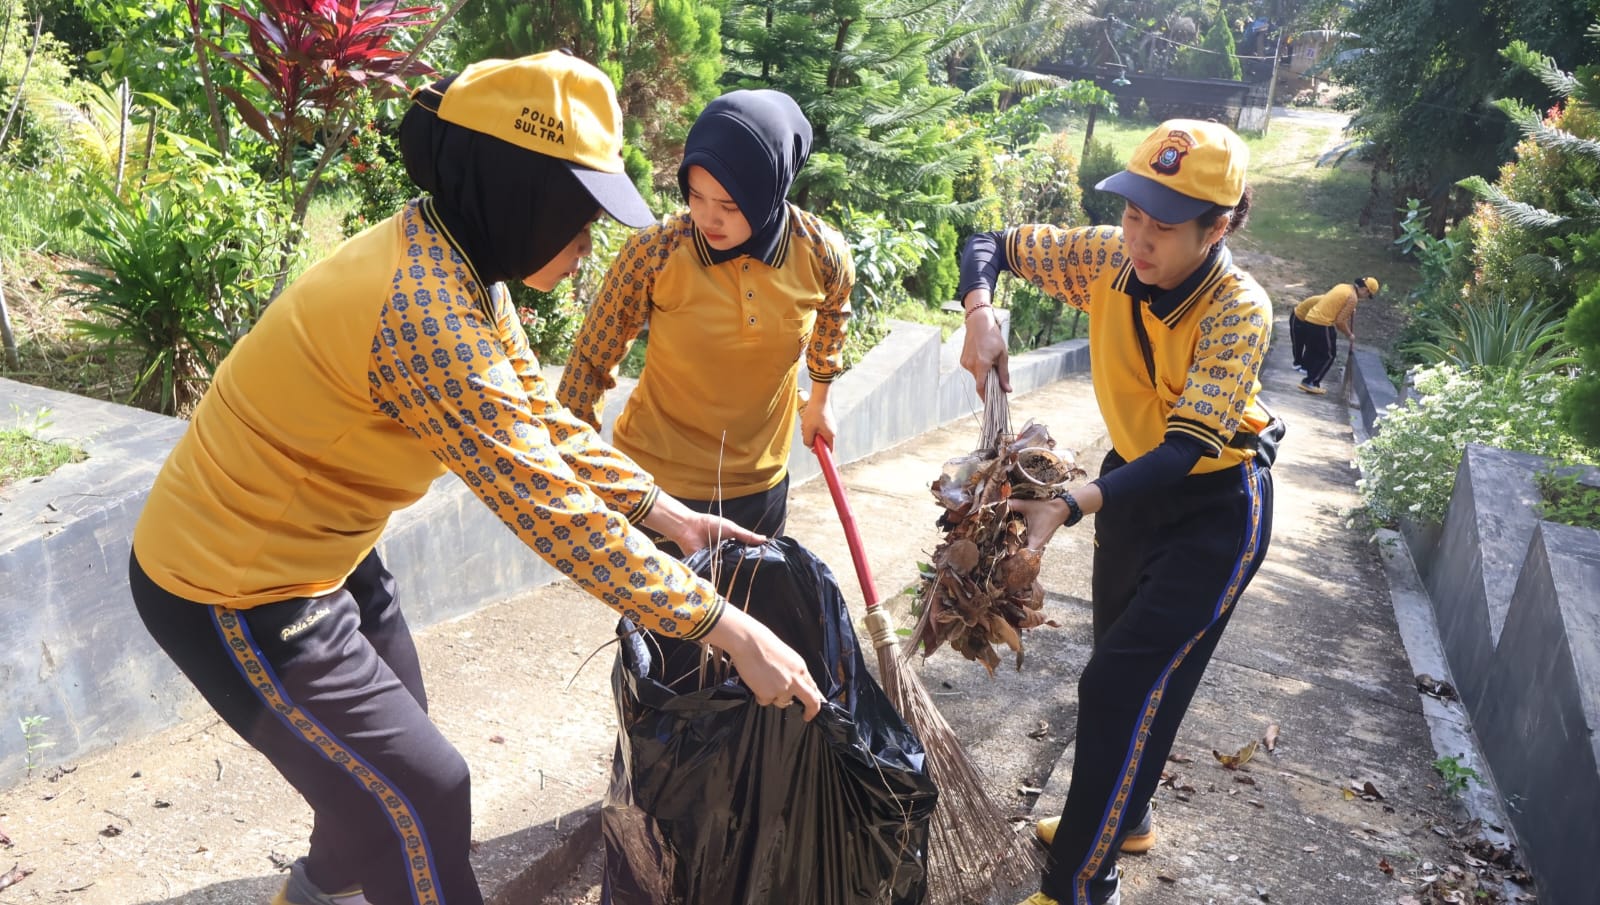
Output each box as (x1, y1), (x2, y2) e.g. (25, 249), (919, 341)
(874, 643), (1041, 904)
(980, 369), (1012, 454)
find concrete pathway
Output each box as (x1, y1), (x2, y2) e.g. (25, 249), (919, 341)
(0, 327), (1491, 905)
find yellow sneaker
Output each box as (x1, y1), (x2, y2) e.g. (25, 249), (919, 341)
(1018, 895), (1060, 905)
(270, 859), (368, 905)
(1035, 805), (1156, 854)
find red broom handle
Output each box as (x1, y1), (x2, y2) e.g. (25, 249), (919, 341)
(812, 436), (883, 613)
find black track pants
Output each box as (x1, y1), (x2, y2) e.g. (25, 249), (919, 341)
(1042, 451), (1274, 905)
(130, 549), (483, 905)
(1300, 322), (1339, 386)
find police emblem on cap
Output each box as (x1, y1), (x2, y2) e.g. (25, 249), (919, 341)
(1150, 130), (1196, 176)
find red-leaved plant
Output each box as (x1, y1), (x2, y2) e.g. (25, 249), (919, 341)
(194, 0), (442, 293)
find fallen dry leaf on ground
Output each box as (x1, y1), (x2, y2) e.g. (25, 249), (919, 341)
(0, 865), (33, 892)
(1214, 739), (1258, 770)
(1415, 674), (1459, 701)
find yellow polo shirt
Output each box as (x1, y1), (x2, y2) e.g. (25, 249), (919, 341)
(558, 206), (853, 499)
(1001, 225), (1272, 471)
(1295, 283), (1358, 329)
(133, 200), (723, 639)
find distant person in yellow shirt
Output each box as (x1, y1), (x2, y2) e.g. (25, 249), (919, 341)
(1289, 277), (1379, 394)
(558, 90), (854, 553)
(127, 54), (823, 905)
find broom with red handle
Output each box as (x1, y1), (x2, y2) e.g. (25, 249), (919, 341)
(812, 436), (1040, 904)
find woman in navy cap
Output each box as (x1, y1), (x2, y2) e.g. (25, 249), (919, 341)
(559, 89), (854, 550)
(958, 119), (1278, 905)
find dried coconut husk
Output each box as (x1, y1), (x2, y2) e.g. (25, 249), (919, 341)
(908, 419), (1086, 675)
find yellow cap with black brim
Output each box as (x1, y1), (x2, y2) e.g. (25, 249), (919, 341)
(415, 51), (654, 228)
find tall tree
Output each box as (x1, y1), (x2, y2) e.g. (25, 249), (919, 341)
(450, 0), (724, 193)
(1332, 0), (1600, 233)
(720, 0), (972, 226)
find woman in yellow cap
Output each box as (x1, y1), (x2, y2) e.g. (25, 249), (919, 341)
(127, 53), (823, 905)
(958, 120), (1276, 905)
(1289, 276), (1380, 394)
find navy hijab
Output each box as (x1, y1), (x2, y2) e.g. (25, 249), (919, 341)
(677, 90), (812, 265)
(399, 75), (600, 286)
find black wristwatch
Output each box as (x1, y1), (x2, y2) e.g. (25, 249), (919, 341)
(1057, 490), (1084, 528)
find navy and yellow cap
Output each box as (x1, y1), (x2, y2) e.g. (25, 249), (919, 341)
(1096, 119), (1248, 224)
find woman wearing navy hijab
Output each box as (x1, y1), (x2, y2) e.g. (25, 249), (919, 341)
(559, 89), (856, 551)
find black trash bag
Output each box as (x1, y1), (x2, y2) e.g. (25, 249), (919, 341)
(602, 536), (938, 905)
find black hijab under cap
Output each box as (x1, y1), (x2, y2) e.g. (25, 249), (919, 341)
(400, 75), (601, 286)
(677, 89), (812, 265)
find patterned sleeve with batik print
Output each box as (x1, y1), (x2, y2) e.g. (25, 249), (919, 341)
(1167, 278), (1272, 455)
(1003, 225), (1126, 315)
(798, 210), (854, 384)
(489, 283), (664, 523)
(367, 257), (722, 641)
(556, 224), (673, 429)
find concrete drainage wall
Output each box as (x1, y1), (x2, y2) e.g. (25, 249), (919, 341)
(1348, 352), (1600, 905)
(0, 315), (1088, 784)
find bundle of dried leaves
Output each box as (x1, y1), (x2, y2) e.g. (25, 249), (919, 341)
(906, 420), (1085, 675)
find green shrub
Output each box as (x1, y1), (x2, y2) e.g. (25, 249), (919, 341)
(341, 104), (414, 238)
(1175, 19), (1242, 81)
(952, 127), (1004, 233)
(1391, 200), (1475, 362)
(1078, 138), (1124, 226)
(839, 209), (939, 348)
(1562, 280), (1600, 446)
(1465, 101), (1600, 314)
(1355, 364), (1594, 525)
(0, 0), (85, 169)
(1403, 295), (1577, 375)
(65, 151), (290, 415)
(989, 133), (1088, 352)
(911, 218), (961, 307)
(1535, 468), (1600, 530)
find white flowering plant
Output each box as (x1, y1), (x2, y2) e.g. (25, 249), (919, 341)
(1355, 364), (1596, 525)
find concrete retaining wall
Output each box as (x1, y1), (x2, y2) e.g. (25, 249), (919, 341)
(0, 318), (1088, 783)
(1352, 343), (1600, 905)
(1348, 346), (1401, 435)
(1411, 449), (1600, 905)
(1476, 522), (1600, 905)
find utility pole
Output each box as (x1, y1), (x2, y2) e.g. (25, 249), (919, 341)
(1081, 103), (1099, 162)
(1261, 25), (1286, 134)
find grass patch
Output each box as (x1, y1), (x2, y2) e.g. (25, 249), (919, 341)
(290, 188), (361, 284)
(0, 417), (86, 489)
(876, 297), (964, 339)
(0, 168), (96, 262)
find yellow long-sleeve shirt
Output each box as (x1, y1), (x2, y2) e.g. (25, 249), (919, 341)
(132, 200), (723, 639)
(1295, 283), (1359, 331)
(557, 207), (853, 499)
(1001, 226), (1273, 470)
